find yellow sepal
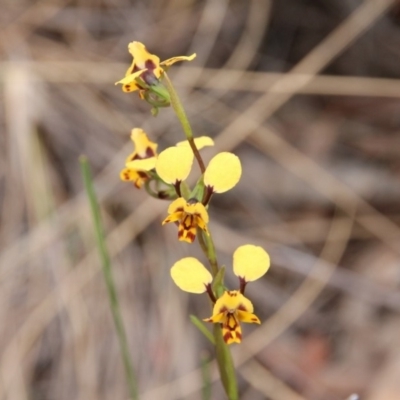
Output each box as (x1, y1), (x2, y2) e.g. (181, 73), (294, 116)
(161, 53), (196, 67)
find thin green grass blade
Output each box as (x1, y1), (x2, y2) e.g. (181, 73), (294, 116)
(201, 351), (212, 400)
(79, 156), (138, 400)
(190, 315), (215, 345)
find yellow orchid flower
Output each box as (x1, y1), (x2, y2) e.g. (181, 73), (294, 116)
(115, 41), (196, 93)
(126, 136), (214, 197)
(170, 244), (270, 343)
(120, 128), (158, 188)
(204, 290), (260, 344)
(162, 197), (209, 243)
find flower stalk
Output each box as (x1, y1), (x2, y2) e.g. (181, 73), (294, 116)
(214, 325), (239, 400)
(198, 229), (219, 277)
(163, 78), (239, 399)
(162, 72), (206, 173)
(115, 41), (271, 400)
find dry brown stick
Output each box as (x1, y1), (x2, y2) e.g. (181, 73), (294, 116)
(240, 359), (308, 400)
(6, 63), (400, 100)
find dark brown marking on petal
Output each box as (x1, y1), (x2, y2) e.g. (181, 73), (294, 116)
(226, 314), (238, 330)
(238, 304), (247, 312)
(175, 207), (184, 212)
(183, 215), (194, 230)
(145, 59), (157, 71)
(145, 147), (156, 157)
(236, 332), (242, 340)
(137, 171), (148, 178)
(129, 153), (140, 161)
(251, 317), (258, 322)
(223, 331), (233, 343)
(186, 231), (196, 242)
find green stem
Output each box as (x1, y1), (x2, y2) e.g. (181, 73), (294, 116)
(163, 72), (206, 173)
(197, 230), (238, 399)
(190, 315), (215, 345)
(213, 325), (239, 400)
(198, 229), (218, 277)
(201, 351), (212, 400)
(162, 71), (238, 400)
(80, 156), (138, 400)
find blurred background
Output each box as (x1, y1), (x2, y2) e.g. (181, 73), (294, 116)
(1, 0), (400, 399)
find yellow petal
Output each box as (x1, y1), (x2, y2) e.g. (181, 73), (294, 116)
(204, 152), (242, 193)
(237, 310), (261, 324)
(236, 293), (254, 314)
(212, 290), (253, 314)
(115, 69), (146, 91)
(167, 197), (187, 214)
(162, 211), (182, 225)
(120, 168), (140, 182)
(233, 245), (270, 282)
(160, 53), (196, 67)
(178, 223), (197, 243)
(170, 257), (212, 293)
(119, 168), (147, 188)
(222, 325), (242, 344)
(130, 128), (158, 158)
(184, 201), (209, 224)
(176, 136), (214, 150)
(156, 146), (194, 184)
(128, 41), (162, 77)
(126, 157), (156, 171)
(195, 215), (209, 235)
(203, 312), (225, 323)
